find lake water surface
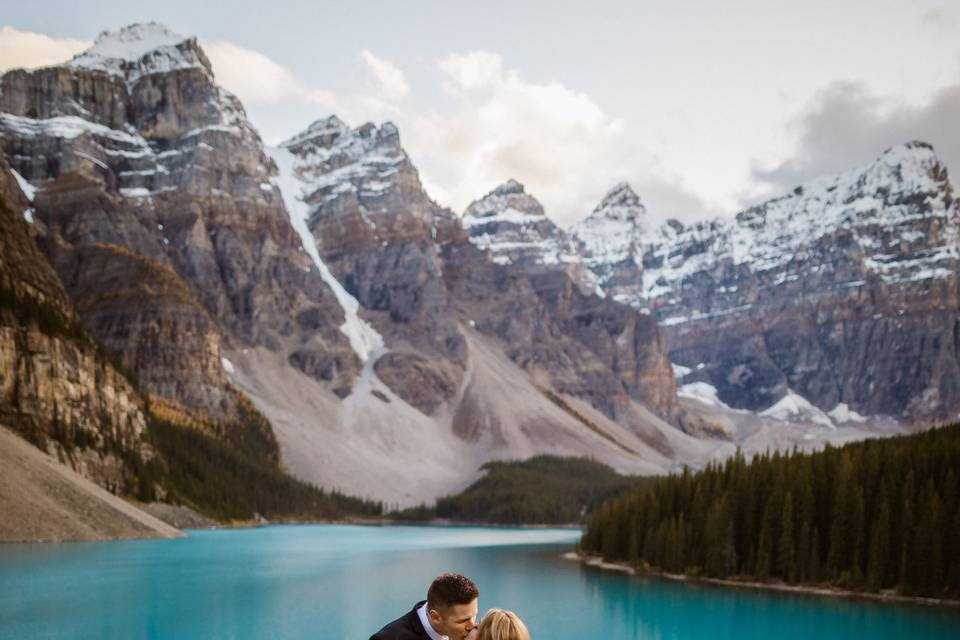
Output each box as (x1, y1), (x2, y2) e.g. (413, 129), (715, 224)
(1, 524), (957, 639)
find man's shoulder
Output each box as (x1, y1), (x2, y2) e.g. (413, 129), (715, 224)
(369, 601), (428, 640)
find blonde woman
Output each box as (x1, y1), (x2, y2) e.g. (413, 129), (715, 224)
(475, 608), (529, 640)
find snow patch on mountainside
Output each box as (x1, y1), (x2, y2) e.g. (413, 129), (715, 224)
(760, 390), (836, 428)
(461, 206), (545, 229)
(671, 363), (692, 379)
(9, 168), (36, 223)
(267, 145), (384, 362)
(0, 113), (148, 145)
(678, 382), (730, 408)
(828, 403), (868, 424)
(10, 168), (36, 202)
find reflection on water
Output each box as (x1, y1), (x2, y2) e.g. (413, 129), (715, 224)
(0, 524), (957, 639)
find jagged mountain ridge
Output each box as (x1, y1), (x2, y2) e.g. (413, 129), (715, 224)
(569, 141), (960, 423)
(463, 179), (602, 296)
(229, 111), (716, 504)
(460, 179), (681, 425)
(0, 23), (362, 414)
(5, 19), (942, 515)
(1, 23), (712, 508)
(275, 113), (683, 428)
(570, 182), (647, 302)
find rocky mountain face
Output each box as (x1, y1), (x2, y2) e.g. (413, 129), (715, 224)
(570, 182), (646, 300)
(276, 115), (467, 411)
(276, 117), (683, 426)
(1, 23), (712, 508)
(460, 181), (680, 426)
(0, 23), (361, 416)
(463, 180), (601, 295)
(575, 142), (960, 425)
(230, 114), (714, 505)
(4, 20), (940, 519)
(463, 180), (577, 267)
(0, 156), (151, 494)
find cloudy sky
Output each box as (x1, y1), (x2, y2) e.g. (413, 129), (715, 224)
(1, 1), (958, 226)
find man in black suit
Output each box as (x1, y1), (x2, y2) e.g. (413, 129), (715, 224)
(370, 573), (479, 640)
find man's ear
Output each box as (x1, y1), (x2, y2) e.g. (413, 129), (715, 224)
(428, 608), (441, 624)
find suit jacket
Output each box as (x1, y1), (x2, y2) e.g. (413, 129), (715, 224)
(369, 601), (432, 640)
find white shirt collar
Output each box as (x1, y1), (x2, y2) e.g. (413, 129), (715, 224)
(417, 602), (449, 640)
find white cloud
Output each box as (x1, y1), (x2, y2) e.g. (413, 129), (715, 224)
(359, 49), (409, 101)
(922, 6), (959, 31)
(0, 26), (89, 72)
(204, 40), (303, 103)
(0, 29), (715, 225)
(439, 51), (503, 92)
(749, 77), (960, 203)
(409, 50), (639, 227)
(632, 175), (726, 225)
(0, 28), (309, 109)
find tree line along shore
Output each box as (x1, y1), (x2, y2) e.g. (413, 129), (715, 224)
(580, 423), (960, 601)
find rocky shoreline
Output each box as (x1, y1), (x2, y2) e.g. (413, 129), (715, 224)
(563, 552), (960, 609)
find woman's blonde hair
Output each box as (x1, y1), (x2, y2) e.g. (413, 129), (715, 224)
(476, 608), (530, 640)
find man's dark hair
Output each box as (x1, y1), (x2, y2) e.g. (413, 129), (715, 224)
(427, 573), (479, 610)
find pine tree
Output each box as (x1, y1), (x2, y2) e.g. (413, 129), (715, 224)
(778, 492), (796, 581)
(906, 482), (943, 596)
(756, 523), (773, 580)
(897, 470), (916, 589)
(704, 497), (727, 577)
(809, 527), (821, 582)
(850, 486), (866, 585)
(866, 496), (891, 592)
(578, 423), (960, 598)
(827, 453), (857, 579)
(949, 508), (960, 594)
(796, 521), (811, 583)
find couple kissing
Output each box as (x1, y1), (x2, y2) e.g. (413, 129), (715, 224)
(370, 573), (529, 640)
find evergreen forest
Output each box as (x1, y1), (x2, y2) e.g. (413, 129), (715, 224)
(147, 413), (383, 522)
(580, 425), (960, 599)
(393, 455), (644, 524)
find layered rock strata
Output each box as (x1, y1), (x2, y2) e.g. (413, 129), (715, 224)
(0, 23), (361, 413)
(576, 143), (960, 424)
(0, 158), (151, 493)
(460, 180), (680, 425)
(276, 115), (467, 412)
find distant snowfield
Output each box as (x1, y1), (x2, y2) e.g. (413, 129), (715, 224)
(760, 390), (836, 429)
(678, 386), (905, 461)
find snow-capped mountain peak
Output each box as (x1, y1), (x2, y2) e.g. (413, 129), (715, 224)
(573, 140), (960, 423)
(280, 116), (408, 182)
(492, 178), (526, 197)
(282, 117), (404, 162)
(569, 182), (647, 293)
(278, 116), (419, 223)
(463, 179), (545, 222)
(463, 179), (576, 266)
(80, 23), (188, 62)
(282, 115), (350, 148)
(67, 22), (210, 88)
(594, 181), (645, 218)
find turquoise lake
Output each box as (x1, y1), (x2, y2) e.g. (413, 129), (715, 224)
(0, 524), (957, 639)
